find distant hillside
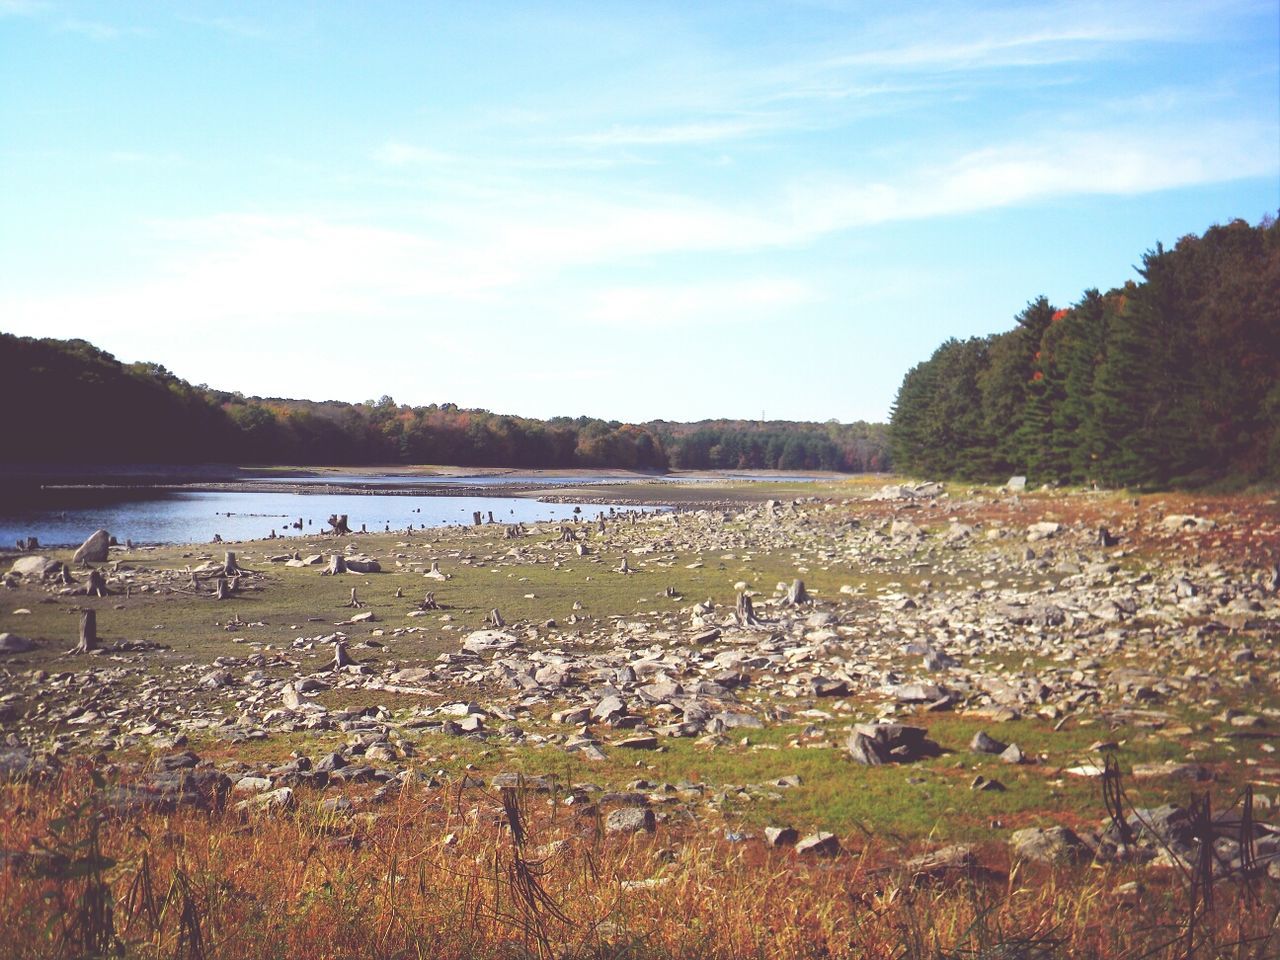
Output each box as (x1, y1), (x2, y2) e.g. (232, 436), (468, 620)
(0, 334), (890, 472)
(890, 216), (1280, 488)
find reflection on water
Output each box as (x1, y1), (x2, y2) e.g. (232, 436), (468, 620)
(0, 486), (655, 548)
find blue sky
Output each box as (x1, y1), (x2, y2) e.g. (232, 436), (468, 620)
(2, 1), (1277, 423)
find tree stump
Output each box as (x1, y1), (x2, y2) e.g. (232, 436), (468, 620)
(618, 558), (631, 574)
(486, 608), (505, 628)
(421, 592), (440, 610)
(85, 568), (109, 598)
(785, 579), (809, 606)
(332, 640), (355, 669)
(736, 592), (760, 627)
(424, 561), (447, 581)
(327, 514), (352, 535)
(73, 609), (99, 654)
(324, 554), (347, 576)
(394, 587), (403, 599)
(223, 551), (242, 576)
(59, 565), (76, 586)
(214, 577), (232, 600)
(344, 587), (366, 609)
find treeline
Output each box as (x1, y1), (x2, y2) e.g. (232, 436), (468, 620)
(650, 420), (889, 472)
(0, 333), (891, 472)
(889, 216), (1280, 488)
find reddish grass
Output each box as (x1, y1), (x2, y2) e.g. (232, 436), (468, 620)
(1, 763), (1276, 960)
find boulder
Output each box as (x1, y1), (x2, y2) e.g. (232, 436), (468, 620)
(344, 558), (381, 574)
(605, 807), (655, 835)
(462, 630), (519, 654)
(8, 556), (59, 578)
(73, 529), (111, 565)
(0, 633), (36, 656)
(1010, 826), (1087, 864)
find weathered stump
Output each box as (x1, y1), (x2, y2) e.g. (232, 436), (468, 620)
(327, 514), (352, 535)
(486, 608), (505, 628)
(85, 568), (109, 598)
(332, 640), (355, 669)
(223, 551), (241, 576)
(785, 579), (809, 606)
(344, 587), (366, 609)
(618, 557), (631, 574)
(421, 592), (440, 610)
(214, 577), (232, 601)
(736, 592), (760, 627)
(324, 554), (347, 576)
(73, 609), (99, 655)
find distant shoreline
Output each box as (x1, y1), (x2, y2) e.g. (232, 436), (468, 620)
(0, 464), (871, 508)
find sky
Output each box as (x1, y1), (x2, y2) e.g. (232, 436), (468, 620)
(1, 1), (1277, 424)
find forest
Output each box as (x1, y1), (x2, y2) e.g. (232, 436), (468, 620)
(0, 333), (889, 473)
(889, 216), (1280, 488)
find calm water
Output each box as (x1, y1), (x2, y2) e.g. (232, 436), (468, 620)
(0, 487), (656, 548)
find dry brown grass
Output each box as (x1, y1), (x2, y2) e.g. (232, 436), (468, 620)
(1, 762), (1276, 960)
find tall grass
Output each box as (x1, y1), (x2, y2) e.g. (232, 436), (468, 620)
(0, 760), (1275, 959)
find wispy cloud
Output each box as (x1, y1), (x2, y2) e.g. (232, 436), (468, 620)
(56, 18), (149, 41)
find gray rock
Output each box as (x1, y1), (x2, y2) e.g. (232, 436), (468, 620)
(1010, 826), (1087, 864)
(592, 695), (627, 723)
(605, 807), (655, 835)
(906, 844), (977, 878)
(847, 733), (886, 765)
(764, 826), (799, 847)
(616, 735), (658, 750)
(0, 748), (58, 782)
(8, 556), (59, 578)
(0, 633), (36, 656)
(970, 730), (1008, 755)
(73, 529), (111, 564)
(236, 786), (296, 814)
(462, 630), (519, 654)
(999, 743), (1026, 765)
(795, 832), (840, 856)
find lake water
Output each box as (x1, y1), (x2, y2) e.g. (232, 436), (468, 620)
(0, 486), (658, 548)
